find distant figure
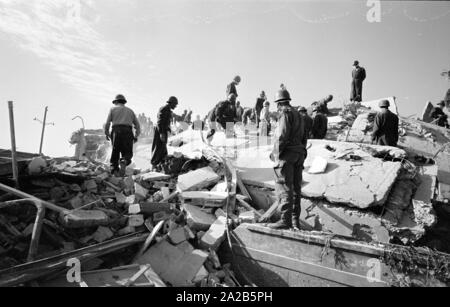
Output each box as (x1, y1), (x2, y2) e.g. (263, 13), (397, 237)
(104, 94), (140, 175)
(371, 100), (399, 146)
(192, 115), (205, 131)
(226, 75), (241, 98)
(298, 106), (313, 145)
(242, 107), (256, 125)
(312, 95), (333, 115)
(311, 106), (328, 139)
(184, 110), (192, 124)
(259, 101), (271, 136)
(350, 60), (366, 102)
(267, 88), (306, 230)
(255, 91), (267, 127)
(151, 96), (178, 168)
(430, 101), (449, 128)
(235, 101), (244, 122)
(445, 89), (450, 109)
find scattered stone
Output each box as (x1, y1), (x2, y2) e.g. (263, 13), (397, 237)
(92, 226), (114, 243)
(134, 183), (149, 200)
(183, 204), (217, 231)
(60, 210), (110, 229)
(128, 215), (145, 227)
(85, 179), (98, 192)
(168, 227), (188, 245)
(200, 216), (227, 251)
(140, 172), (171, 182)
(239, 211), (257, 223)
(177, 167), (221, 192)
(181, 191), (228, 208)
(153, 211), (172, 223)
(118, 226), (136, 236)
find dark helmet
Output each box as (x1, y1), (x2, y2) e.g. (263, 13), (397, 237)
(379, 99), (390, 108)
(234, 75), (241, 83)
(275, 89), (291, 103)
(437, 100), (445, 107)
(167, 96), (179, 105)
(353, 60), (359, 66)
(298, 106), (307, 113)
(112, 94), (127, 104)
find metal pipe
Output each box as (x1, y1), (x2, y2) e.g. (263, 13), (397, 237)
(7, 101), (19, 187)
(39, 106), (48, 155)
(27, 204), (46, 262)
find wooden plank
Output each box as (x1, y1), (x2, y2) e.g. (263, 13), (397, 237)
(258, 201), (279, 222)
(236, 171), (252, 201)
(236, 197), (262, 219)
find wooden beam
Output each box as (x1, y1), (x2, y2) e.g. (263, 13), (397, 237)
(236, 171), (252, 201)
(258, 201), (279, 222)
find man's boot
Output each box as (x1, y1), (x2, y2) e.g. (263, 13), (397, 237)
(267, 216), (292, 230)
(292, 217), (301, 231)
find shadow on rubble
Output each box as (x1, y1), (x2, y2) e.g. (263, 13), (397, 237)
(218, 232), (289, 287)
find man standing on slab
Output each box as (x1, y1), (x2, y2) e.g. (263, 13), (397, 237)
(267, 88), (306, 230)
(151, 96), (179, 169)
(104, 94), (140, 175)
(371, 99), (399, 146)
(350, 60), (366, 102)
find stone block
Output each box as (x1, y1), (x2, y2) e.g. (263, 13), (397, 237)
(183, 204), (217, 231)
(177, 167), (221, 192)
(200, 216), (227, 251)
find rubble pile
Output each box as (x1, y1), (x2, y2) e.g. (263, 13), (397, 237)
(0, 153), (251, 287)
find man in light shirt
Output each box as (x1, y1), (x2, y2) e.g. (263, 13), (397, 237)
(104, 94), (140, 175)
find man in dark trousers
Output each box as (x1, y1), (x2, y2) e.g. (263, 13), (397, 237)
(371, 99), (399, 146)
(235, 101), (244, 122)
(445, 88), (450, 109)
(267, 88), (306, 230)
(255, 91), (266, 127)
(298, 106), (313, 144)
(311, 106), (328, 139)
(430, 101), (449, 128)
(226, 75), (241, 98)
(104, 94), (141, 175)
(350, 60), (366, 102)
(151, 96), (178, 168)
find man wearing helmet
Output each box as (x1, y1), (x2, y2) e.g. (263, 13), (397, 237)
(371, 99), (399, 147)
(430, 101), (449, 128)
(267, 88), (306, 230)
(151, 96), (179, 169)
(104, 94), (141, 175)
(206, 93), (238, 140)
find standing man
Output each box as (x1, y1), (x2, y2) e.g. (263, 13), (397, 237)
(371, 100), (399, 146)
(298, 106), (313, 145)
(311, 106), (328, 139)
(235, 101), (244, 122)
(444, 88), (450, 110)
(226, 75), (241, 98)
(255, 91), (266, 127)
(151, 96), (179, 169)
(430, 101), (449, 128)
(259, 101), (271, 136)
(267, 88), (306, 230)
(104, 94), (141, 175)
(350, 60), (366, 102)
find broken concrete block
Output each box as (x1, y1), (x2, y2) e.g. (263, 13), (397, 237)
(184, 226), (196, 240)
(126, 195), (136, 205)
(193, 266), (209, 284)
(115, 192), (127, 205)
(168, 227), (188, 245)
(92, 226), (114, 243)
(96, 172), (109, 181)
(177, 167), (221, 192)
(140, 172), (171, 182)
(128, 204), (141, 215)
(28, 157), (47, 175)
(123, 176), (134, 190)
(85, 179), (98, 192)
(181, 191), (228, 208)
(200, 216), (227, 251)
(60, 210), (110, 229)
(211, 181), (228, 192)
(128, 215), (144, 227)
(108, 176), (121, 186)
(134, 183), (149, 200)
(183, 204), (217, 231)
(136, 240), (208, 286)
(68, 193), (84, 209)
(308, 156), (328, 174)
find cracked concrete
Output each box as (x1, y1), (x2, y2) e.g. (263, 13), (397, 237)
(235, 140), (404, 209)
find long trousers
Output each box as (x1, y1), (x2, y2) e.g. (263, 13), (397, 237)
(110, 125), (134, 171)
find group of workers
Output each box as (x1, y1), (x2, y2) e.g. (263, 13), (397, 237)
(103, 60), (449, 230)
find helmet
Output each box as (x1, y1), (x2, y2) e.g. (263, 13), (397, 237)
(112, 94), (127, 104)
(275, 89), (291, 103)
(353, 60), (359, 66)
(264, 101), (270, 107)
(437, 100), (445, 107)
(228, 93), (237, 101)
(379, 100), (390, 108)
(298, 106), (307, 112)
(167, 96), (178, 104)
(234, 75), (241, 83)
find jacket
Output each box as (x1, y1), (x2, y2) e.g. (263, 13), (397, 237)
(156, 104), (173, 134)
(272, 105), (305, 161)
(371, 109), (399, 146)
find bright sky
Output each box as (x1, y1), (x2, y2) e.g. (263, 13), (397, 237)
(1, 0), (449, 157)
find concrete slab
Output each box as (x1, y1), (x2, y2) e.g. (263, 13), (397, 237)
(177, 167), (221, 192)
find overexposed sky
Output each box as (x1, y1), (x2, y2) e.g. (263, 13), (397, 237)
(1, 0), (449, 157)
